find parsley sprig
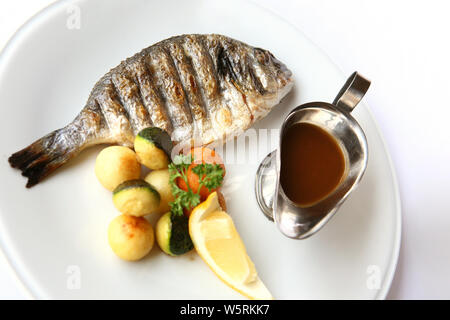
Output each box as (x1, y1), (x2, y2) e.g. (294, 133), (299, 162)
(169, 154), (224, 216)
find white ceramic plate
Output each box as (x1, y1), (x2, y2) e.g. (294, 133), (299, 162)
(0, 0), (401, 299)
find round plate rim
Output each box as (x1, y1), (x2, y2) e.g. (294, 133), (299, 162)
(0, 0), (402, 300)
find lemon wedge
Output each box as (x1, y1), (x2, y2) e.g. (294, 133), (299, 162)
(189, 192), (273, 300)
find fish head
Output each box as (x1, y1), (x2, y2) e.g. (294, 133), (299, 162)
(244, 48), (294, 120)
(215, 36), (294, 122)
(253, 48), (293, 91)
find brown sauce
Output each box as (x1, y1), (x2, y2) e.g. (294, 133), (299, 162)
(280, 122), (346, 207)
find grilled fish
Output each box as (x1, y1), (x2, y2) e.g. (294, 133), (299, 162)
(9, 34), (293, 187)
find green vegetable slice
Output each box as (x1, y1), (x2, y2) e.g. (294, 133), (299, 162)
(169, 213), (193, 255)
(137, 127), (173, 158)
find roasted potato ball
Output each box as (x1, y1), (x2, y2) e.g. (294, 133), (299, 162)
(156, 212), (193, 256)
(134, 127), (172, 170)
(95, 146), (141, 191)
(144, 169), (174, 214)
(108, 214), (154, 261)
(112, 180), (160, 217)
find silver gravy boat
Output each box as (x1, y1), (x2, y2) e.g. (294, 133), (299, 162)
(255, 72), (370, 239)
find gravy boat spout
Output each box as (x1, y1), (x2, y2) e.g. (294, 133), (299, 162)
(255, 72), (370, 239)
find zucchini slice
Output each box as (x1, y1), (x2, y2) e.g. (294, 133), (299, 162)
(156, 212), (193, 256)
(113, 179), (160, 217)
(134, 127), (173, 170)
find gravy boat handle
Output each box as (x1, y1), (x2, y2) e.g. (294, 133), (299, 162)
(333, 72), (371, 113)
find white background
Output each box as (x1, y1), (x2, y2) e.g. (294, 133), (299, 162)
(0, 0), (449, 299)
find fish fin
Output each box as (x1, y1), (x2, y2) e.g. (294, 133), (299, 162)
(8, 127), (81, 188)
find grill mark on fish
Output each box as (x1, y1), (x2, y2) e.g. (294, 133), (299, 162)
(248, 63), (266, 95)
(183, 35), (228, 139)
(126, 57), (173, 135)
(166, 39), (215, 144)
(203, 35), (252, 139)
(145, 46), (193, 141)
(251, 49), (277, 95)
(183, 36), (220, 103)
(220, 38), (254, 93)
(214, 44), (254, 120)
(217, 45), (240, 89)
(125, 70), (155, 128)
(111, 72), (152, 134)
(9, 34), (294, 188)
(95, 97), (113, 134)
(199, 35), (223, 97)
(205, 36), (253, 135)
(179, 39), (216, 140)
(96, 83), (134, 145)
(162, 44), (198, 138)
(109, 80), (132, 124)
(91, 99), (109, 131)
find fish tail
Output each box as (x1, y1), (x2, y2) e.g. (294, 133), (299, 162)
(8, 126), (83, 188)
